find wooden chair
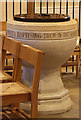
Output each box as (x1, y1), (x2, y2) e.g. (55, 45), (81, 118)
(60, 19), (80, 77)
(0, 35), (20, 83)
(0, 21), (13, 75)
(0, 21), (6, 31)
(60, 47), (80, 77)
(2, 107), (32, 119)
(0, 43), (44, 118)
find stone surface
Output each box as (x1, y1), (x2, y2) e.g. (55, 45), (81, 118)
(7, 28), (77, 40)
(7, 19), (77, 31)
(39, 73), (79, 118)
(7, 19), (77, 114)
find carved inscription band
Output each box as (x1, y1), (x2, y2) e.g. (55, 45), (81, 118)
(7, 29), (77, 40)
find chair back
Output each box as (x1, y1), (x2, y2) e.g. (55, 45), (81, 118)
(3, 36), (20, 55)
(15, 44), (43, 87)
(0, 21), (6, 64)
(2, 35), (20, 80)
(15, 44), (43, 113)
(0, 21), (6, 31)
(75, 18), (79, 37)
(0, 34), (5, 71)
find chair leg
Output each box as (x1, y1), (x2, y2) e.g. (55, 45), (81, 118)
(76, 54), (80, 77)
(60, 66), (62, 78)
(31, 99), (38, 118)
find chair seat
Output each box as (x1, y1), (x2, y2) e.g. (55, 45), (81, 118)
(1, 82), (31, 95)
(0, 71), (12, 83)
(1, 107), (31, 119)
(0, 82), (31, 106)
